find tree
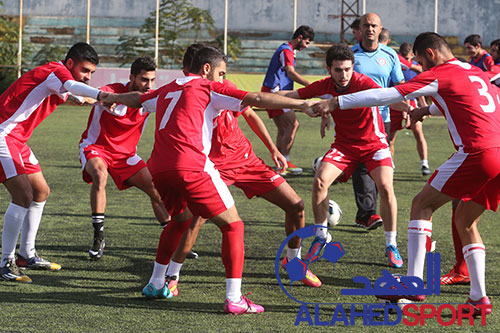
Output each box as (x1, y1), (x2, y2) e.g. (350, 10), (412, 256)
(31, 44), (67, 66)
(116, 0), (240, 68)
(0, 1), (33, 92)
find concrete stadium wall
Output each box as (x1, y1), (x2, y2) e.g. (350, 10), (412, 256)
(3, 0), (500, 44)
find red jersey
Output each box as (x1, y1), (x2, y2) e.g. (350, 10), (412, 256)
(0, 61), (74, 143)
(79, 82), (150, 156)
(140, 76), (248, 175)
(395, 59), (500, 152)
(210, 80), (252, 169)
(297, 72), (388, 151)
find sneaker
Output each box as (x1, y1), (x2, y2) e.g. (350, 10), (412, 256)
(0, 259), (32, 283)
(16, 253), (61, 271)
(422, 166), (431, 176)
(281, 257), (322, 287)
(440, 269), (470, 285)
(166, 275), (179, 297)
(465, 296), (492, 316)
(304, 233), (332, 263)
(286, 161), (303, 175)
(366, 214), (383, 230)
(385, 244), (404, 268)
(142, 282), (173, 299)
(224, 293), (264, 315)
(186, 250), (199, 259)
(89, 237), (105, 259)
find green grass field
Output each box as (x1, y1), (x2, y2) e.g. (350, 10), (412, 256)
(1, 100), (500, 332)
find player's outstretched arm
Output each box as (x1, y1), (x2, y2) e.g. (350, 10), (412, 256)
(243, 92), (314, 113)
(242, 107), (287, 169)
(100, 91), (143, 108)
(275, 90), (301, 99)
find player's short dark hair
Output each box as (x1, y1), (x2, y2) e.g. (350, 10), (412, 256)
(490, 39), (500, 48)
(379, 28), (390, 43)
(399, 42), (413, 57)
(292, 25), (315, 41)
(413, 32), (451, 56)
(325, 43), (354, 67)
(130, 56), (157, 76)
(182, 43), (205, 71)
(64, 42), (99, 65)
(189, 46), (227, 74)
(464, 34), (482, 47)
(351, 18), (361, 30)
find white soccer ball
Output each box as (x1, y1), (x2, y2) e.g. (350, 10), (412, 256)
(327, 200), (342, 226)
(312, 156), (323, 173)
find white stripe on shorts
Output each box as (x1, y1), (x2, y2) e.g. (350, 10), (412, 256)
(0, 136), (19, 179)
(430, 150), (468, 191)
(208, 168), (235, 210)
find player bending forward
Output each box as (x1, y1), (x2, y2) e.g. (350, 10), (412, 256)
(0, 43), (105, 283)
(144, 44), (321, 298)
(79, 56), (171, 259)
(101, 47), (317, 314)
(314, 32), (500, 315)
(280, 43), (402, 268)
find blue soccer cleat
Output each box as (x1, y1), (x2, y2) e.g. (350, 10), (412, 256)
(142, 282), (173, 299)
(385, 244), (404, 268)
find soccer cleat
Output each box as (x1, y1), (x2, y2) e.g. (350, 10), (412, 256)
(421, 166), (432, 176)
(304, 233), (332, 263)
(89, 237), (105, 260)
(465, 296), (492, 316)
(186, 250), (199, 259)
(281, 257), (322, 287)
(142, 282), (173, 299)
(286, 161), (303, 175)
(440, 269), (470, 285)
(224, 293), (265, 315)
(385, 244), (404, 268)
(16, 253), (61, 271)
(166, 275), (179, 297)
(0, 259), (32, 283)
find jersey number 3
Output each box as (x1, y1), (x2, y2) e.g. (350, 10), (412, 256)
(468, 75), (497, 113)
(159, 90), (182, 130)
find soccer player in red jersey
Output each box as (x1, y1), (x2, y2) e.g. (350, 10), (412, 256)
(101, 46), (316, 314)
(0, 43), (105, 283)
(279, 43), (401, 268)
(160, 45), (321, 296)
(314, 32), (500, 315)
(79, 56), (170, 260)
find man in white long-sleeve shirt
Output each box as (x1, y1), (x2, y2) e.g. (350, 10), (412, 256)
(0, 42), (104, 283)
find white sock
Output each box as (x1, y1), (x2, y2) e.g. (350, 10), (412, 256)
(1, 203), (29, 267)
(407, 220), (432, 279)
(19, 200), (46, 259)
(385, 231), (397, 247)
(286, 247), (301, 261)
(315, 222), (328, 239)
(166, 261), (183, 280)
(463, 243), (486, 301)
(226, 278), (242, 303)
(149, 261), (168, 289)
(421, 160), (429, 168)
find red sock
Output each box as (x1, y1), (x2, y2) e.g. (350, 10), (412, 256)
(155, 218), (192, 264)
(220, 221), (244, 278)
(451, 208), (469, 275)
